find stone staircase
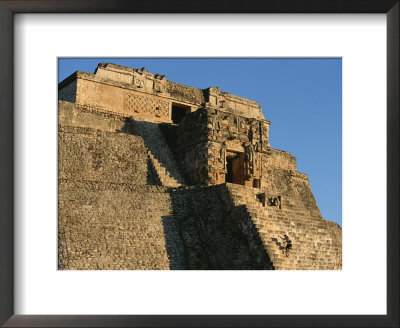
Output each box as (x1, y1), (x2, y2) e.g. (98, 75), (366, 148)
(133, 120), (186, 187)
(224, 183), (341, 270)
(225, 183), (294, 269)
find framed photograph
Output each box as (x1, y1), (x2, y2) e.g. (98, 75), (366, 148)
(57, 57), (343, 272)
(0, 1), (398, 327)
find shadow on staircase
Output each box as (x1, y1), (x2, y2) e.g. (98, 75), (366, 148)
(116, 117), (134, 134)
(163, 185), (274, 270)
(133, 119), (186, 187)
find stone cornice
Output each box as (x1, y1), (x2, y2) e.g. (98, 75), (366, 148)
(59, 70), (203, 107)
(58, 64), (265, 115)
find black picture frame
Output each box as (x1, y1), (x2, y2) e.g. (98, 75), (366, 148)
(0, 1), (398, 327)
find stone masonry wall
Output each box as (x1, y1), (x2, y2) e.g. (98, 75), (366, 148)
(206, 108), (270, 151)
(164, 107), (273, 186)
(58, 182), (180, 270)
(204, 108), (271, 185)
(261, 149), (297, 171)
(164, 109), (209, 185)
(167, 80), (205, 104)
(58, 115), (184, 269)
(59, 101), (131, 133)
(75, 78), (171, 122)
(259, 166), (321, 219)
(59, 125), (149, 185)
(58, 123), (186, 269)
(204, 87), (264, 119)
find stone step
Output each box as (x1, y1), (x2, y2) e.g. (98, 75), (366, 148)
(225, 183), (342, 270)
(148, 152), (182, 187)
(134, 120), (186, 187)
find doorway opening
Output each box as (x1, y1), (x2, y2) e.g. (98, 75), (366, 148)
(171, 103), (190, 124)
(226, 157), (234, 183)
(226, 153), (244, 185)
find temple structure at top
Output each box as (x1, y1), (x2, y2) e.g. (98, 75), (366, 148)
(59, 62), (300, 190)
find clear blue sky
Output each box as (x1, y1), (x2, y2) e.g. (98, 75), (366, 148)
(58, 58), (342, 226)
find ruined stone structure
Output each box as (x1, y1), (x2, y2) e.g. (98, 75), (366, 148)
(58, 63), (342, 270)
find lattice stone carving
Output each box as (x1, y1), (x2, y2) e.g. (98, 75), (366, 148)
(123, 92), (169, 119)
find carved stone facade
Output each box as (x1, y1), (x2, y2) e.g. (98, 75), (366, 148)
(58, 63), (341, 270)
(123, 92), (169, 120)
